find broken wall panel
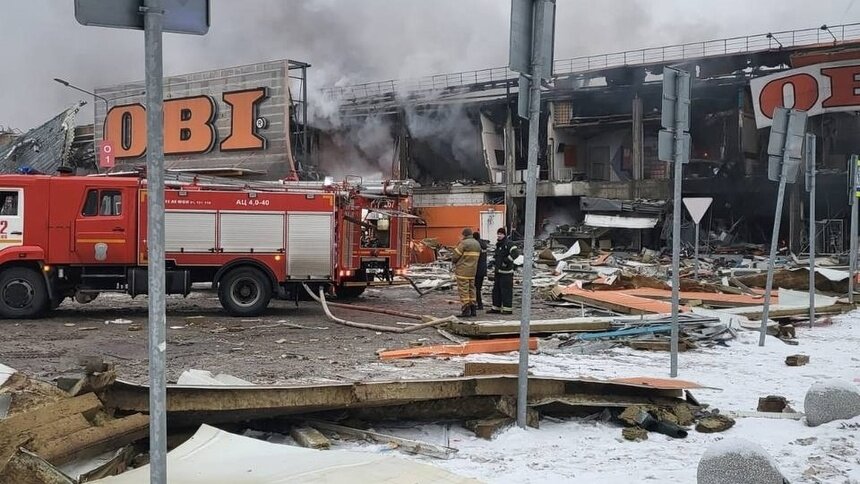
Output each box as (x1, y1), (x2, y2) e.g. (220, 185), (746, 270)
(102, 376), (684, 427)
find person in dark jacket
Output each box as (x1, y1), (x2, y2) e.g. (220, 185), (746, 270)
(472, 231), (489, 310)
(488, 227), (520, 315)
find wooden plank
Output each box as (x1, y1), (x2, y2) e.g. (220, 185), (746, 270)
(464, 362), (519, 377)
(33, 413), (149, 466)
(620, 288), (771, 307)
(290, 426), (331, 449)
(28, 414), (92, 445)
(307, 420), (458, 460)
(610, 377), (704, 390)
(0, 393), (102, 472)
(627, 339), (692, 352)
(737, 304), (851, 320)
(379, 338), (538, 360)
(557, 287), (677, 314)
(448, 318), (612, 337)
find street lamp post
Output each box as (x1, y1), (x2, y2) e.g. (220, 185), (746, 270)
(53, 78), (110, 113)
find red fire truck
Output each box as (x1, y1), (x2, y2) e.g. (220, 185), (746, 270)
(0, 172), (414, 318)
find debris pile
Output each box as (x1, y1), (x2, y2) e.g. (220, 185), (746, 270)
(0, 362), (715, 481)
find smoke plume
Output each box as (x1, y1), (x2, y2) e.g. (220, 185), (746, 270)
(0, 0), (854, 131)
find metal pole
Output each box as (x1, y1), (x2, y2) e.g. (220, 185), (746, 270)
(808, 154), (816, 328)
(517, 0), (545, 429)
(805, 134), (817, 328)
(669, 72), (688, 378)
(851, 163), (858, 304)
(694, 222), (700, 280)
(302, 65), (308, 174)
(143, 0), (167, 482)
(759, 174), (787, 346)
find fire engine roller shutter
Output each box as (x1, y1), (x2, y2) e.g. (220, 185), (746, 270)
(165, 211), (217, 252)
(287, 213), (333, 279)
(220, 212), (285, 253)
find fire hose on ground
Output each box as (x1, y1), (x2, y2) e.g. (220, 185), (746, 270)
(302, 283), (455, 334)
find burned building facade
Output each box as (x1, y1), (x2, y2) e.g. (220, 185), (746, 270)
(320, 22), (860, 253)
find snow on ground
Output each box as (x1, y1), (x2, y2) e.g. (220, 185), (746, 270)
(347, 311), (860, 483)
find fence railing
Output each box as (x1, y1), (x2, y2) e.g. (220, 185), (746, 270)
(322, 22), (860, 102)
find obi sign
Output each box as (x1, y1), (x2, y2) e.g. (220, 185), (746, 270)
(751, 60), (860, 128)
(103, 87), (268, 159)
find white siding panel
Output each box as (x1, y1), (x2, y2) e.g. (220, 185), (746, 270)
(287, 213), (332, 279)
(165, 211), (217, 252)
(220, 212), (285, 252)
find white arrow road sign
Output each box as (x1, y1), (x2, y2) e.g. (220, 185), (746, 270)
(683, 197), (713, 224)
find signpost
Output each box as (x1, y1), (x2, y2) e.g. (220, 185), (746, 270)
(658, 67), (691, 378)
(759, 107), (808, 347)
(682, 197), (712, 280)
(509, 0), (556, 429)
(805, 134), (816, 328)
(98, 140), (115, 169)
(74, 2), (209, 482)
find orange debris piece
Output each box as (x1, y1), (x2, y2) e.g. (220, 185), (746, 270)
(619, 288), (774, 306)
(379, 337), (538, 360)
(558, 286), (680, 314)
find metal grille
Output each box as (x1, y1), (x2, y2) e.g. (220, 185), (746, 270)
(219, 212), (285, 253)
(287, 213), (333, 279)
(165, 211), (216, 252)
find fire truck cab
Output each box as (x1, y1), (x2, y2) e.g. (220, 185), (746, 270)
(0, 173), (413, 318)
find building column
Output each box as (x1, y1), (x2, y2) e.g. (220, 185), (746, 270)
(504, 109), (517, 231)
(632, 94), (644, 199)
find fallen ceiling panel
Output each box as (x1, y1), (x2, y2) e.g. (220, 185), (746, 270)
(92, 424), (478, 484)
(583, 214), (659, 229)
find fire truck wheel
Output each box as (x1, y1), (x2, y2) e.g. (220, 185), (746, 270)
(0, 267), (48, 319)
(218, 267), (272, 317)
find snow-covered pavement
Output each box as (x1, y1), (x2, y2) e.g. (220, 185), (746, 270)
(364, 312), (860, 483)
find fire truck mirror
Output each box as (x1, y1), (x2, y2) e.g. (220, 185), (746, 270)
(0, 192), (18, 216)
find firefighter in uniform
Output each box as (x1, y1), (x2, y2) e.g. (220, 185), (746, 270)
(489, 227), (520, 315)
(473, 231), (489, 310)
(452, 227), (482, 317)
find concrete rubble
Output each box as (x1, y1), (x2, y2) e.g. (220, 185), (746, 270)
(804, 379), (860, 427)
(697, 438), (786, 484)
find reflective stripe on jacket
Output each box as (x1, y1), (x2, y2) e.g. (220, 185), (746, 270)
(452, 237), (482, 278)
(494, 237), (520, 274)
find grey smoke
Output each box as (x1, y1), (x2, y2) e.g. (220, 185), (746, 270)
(0, 0), (856, 129)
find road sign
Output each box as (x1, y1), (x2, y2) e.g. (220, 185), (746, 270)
(509, 0), (556, 80)
(658, 129), (690, 163)
(661, 68), (691, 131)
(658, 67), (691, 163)
(98, 140), (115, 169)
(75, 0), (210, 35)
(683, 197), (712, 224)
(767, 107), (808, 183)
